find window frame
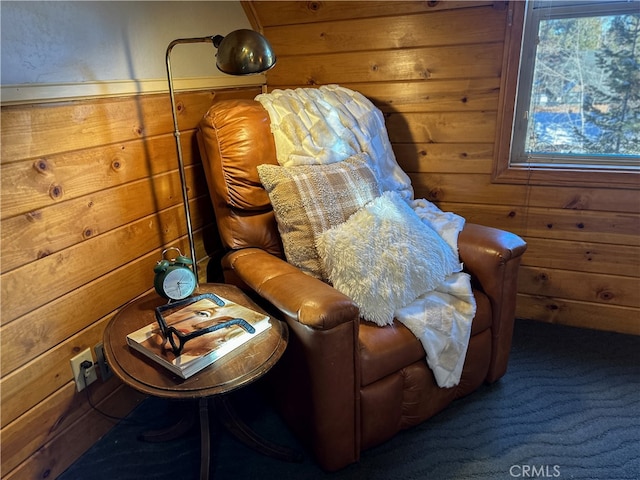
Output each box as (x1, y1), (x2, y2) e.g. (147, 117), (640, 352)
(493, 0), (640, 188)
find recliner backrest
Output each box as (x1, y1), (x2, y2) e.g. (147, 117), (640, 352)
(197, 99), (283, 256)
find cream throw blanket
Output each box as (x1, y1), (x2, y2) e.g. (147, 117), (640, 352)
(256, 85), (475, 388)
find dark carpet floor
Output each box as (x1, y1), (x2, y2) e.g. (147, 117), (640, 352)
(58, 319), (640, 480)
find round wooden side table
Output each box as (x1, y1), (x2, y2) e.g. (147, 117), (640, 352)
(103, 283), (300, 480)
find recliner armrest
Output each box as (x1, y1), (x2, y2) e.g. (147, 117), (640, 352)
(458, 223), (527, 382)
(458, 223), (527, 290)
(222, 247), (362, 470)
(222, 247), (360, 330)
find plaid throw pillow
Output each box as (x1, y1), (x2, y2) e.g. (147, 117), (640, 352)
(258, 153), (381, 279)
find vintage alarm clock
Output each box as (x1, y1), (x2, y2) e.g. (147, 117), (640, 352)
(153, 247), (197, 300)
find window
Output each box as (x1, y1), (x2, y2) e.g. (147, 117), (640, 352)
(494, 0), (640, 186)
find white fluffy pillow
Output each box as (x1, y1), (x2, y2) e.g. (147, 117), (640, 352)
(316, 191), (461, 326)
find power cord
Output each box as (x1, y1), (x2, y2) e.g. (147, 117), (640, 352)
(79, 361), (144, 426)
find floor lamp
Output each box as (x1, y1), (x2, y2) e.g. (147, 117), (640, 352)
(165, 29), (276, 281)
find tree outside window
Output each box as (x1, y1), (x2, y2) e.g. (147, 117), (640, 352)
(496, 1), (640, 186)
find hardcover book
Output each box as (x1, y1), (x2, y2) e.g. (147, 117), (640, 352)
(126, 295), (271, 379)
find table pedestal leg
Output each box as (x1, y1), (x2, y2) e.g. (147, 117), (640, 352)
(137, 401), (195, 442)
(199, 398), (211, 480)
(214, 395), (304, 463)
(138, 394), (301, 480)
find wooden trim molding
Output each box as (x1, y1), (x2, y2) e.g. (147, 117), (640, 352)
(241, 1), (263, 32)
(0, 75), (266, 106)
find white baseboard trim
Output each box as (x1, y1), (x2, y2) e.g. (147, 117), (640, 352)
(0, 75), (266, 105)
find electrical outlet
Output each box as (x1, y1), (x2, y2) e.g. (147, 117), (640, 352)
(94, 342), (113, 381)
(70, 348), (97, 392)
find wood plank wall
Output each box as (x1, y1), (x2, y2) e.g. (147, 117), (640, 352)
(2, 1), (638, 474)
(245, 0), (640, 335)
(0, 86), (261, 478)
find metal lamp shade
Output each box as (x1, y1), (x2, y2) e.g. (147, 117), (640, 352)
(215, 29), (276, 75)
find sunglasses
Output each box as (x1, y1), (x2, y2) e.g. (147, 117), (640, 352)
(154, 293), (255, 355)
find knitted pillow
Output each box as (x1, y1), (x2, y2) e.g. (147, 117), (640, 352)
(257, 152), (381, 278)
(316, 191), (462, 326)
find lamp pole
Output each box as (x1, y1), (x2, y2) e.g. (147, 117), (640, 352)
(164, 30), (275, 284)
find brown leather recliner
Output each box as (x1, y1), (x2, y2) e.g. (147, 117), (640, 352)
(197, 98), (527, 472)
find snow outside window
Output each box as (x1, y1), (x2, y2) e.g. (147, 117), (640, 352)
(511, 0), (639, 171)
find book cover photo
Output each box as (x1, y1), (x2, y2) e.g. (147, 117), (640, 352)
(126, 296), (271, 379)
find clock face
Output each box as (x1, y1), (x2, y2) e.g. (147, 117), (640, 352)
(162, 268), (196, 300)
